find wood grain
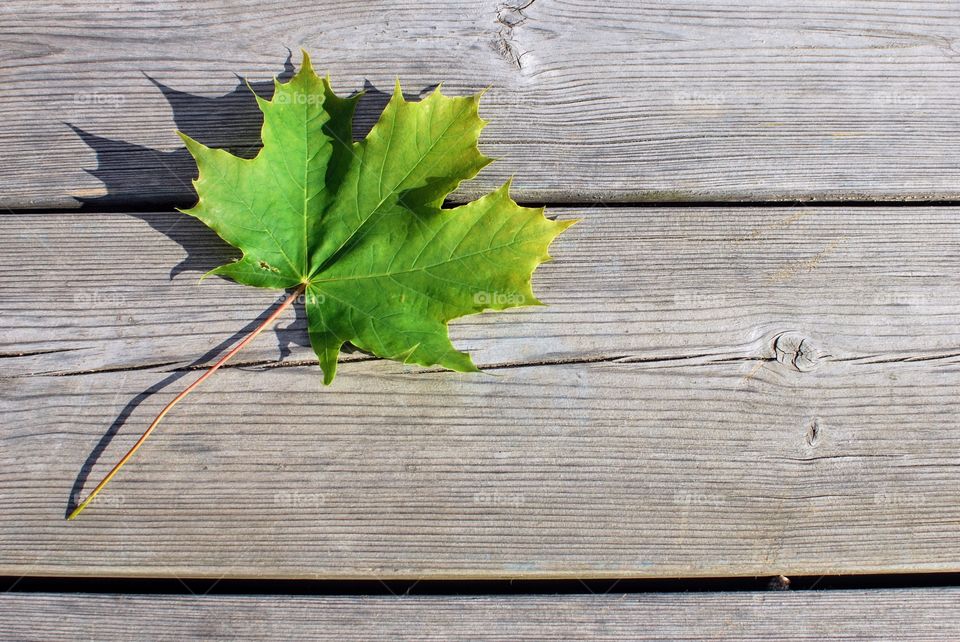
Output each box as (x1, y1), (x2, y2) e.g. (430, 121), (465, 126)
(4, 1), (960, 207)
(3, 206), (960, 578)
(4, 207), (960, 376)
(3, 590), (960, 640)
(4, 346), (960, 578)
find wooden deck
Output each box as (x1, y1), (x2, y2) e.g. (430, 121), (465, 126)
(2, 0), (960, 637)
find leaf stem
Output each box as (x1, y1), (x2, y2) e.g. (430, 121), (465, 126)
(68, 284), (307, 520)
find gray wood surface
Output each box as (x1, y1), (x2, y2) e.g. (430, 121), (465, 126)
(2, 590), (959, 640)
(2, 206), (960, 578)
(5, 1), (960, 207)
(6, 206), (960, 376)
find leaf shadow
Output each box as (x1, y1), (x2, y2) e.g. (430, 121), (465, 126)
(64, 292), (302, 518)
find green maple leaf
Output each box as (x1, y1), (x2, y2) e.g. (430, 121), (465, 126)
(178, 52), (573, 384)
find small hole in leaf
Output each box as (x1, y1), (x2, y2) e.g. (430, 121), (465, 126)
(258, 260), (279, 273)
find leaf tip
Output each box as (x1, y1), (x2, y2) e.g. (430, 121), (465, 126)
(197, 265), (224, 284)
(455, 360), (482, 376)
(299, 48), (313, 74)
(177, 131), (209, 160)
(319, 351), (339, 384)
(240, 74), (259, 97)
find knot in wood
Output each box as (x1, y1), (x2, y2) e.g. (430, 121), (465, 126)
(772, 332), (819, 372)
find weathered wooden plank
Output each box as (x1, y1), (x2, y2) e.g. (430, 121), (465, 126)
(3, 207), (960, 376)
(3, 354), (960, 578)
(4, 1), (960, 207)
(2, 590), (960, 641)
